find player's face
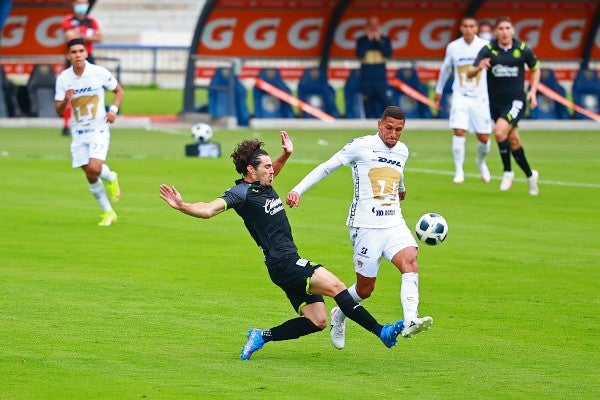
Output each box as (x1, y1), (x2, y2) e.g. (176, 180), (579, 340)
(250, 155), (275, 186)
(377, 116), (405, 148)
(495, 21), (514, 46)
(460, 18), (478, 41)
(66, 44), (88, 68)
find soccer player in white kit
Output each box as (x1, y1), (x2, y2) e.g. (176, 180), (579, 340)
(434, 16), (493, 184)
(286, 106), (433, 350)
(55, 38), (124, 226)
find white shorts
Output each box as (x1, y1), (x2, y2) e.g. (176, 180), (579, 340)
(70, 127), (110, 168)
(449, 93), (492, 134)
(349, 224), (418, 278)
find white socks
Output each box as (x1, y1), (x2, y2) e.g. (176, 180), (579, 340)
(477, 139), (491, 164)
(100, 164), (114, 182)
(89, 180), (112, 212)
(401, 272), (419, 324)
(452, 135), (466, 173)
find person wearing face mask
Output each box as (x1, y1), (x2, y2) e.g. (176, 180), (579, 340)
(60, 0), (103, 136)
(478, 20), (494, 42)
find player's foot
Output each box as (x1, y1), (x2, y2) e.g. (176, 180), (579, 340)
(528, 169), (539, 196)
(98, 210), (117, 226)
(499, 171), (515, 191)
(61, 127), (70, 137)
(330, 306), (346, 350)
(379, 319), (404, 348)
(240, 328), (264, 360)
(401, 316), (433, 338)
(477, 160), (491, 183)
(452, 171), (465, 184)
(106, 171), (122, 202)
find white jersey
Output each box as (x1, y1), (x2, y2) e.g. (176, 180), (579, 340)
(55, 61), (118, 134)
(291, 133), (409, 229)
(435, 35), (489, 99)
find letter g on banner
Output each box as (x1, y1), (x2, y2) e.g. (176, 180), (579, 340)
(288, 18), (323, 50)
(552, 19), (585, 50)
(246, 18), (279, 50)
(203, 18), (236, 50)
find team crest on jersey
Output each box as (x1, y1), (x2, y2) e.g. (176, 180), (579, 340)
(512, 49), (521, 58)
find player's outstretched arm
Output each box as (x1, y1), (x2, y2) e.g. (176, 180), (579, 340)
(159, 184), (225, 219)
(273, 130), (293, 177)
(286, 191), (300, 208)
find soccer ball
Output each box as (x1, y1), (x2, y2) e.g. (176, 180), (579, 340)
(191, 123), (213, 143)
(415, 213), (448, 246)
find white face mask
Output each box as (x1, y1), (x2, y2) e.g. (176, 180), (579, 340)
(479, 32), (493, 41)
(74, 3), (89, 15)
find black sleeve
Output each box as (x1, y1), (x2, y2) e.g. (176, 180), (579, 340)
(220, 183), (248, 210)
(473, 45), (491, 66)
(524, 46), (540, 70)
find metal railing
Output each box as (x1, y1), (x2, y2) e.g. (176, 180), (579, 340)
(94, 44), (189, 87)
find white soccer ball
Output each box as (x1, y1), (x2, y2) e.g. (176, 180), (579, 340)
(191, 123), (213, 143)
(415, 213), (448, 246)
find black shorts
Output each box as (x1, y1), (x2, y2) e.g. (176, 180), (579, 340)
(267, 255), (325, 314)
(491, 94), (526, 126)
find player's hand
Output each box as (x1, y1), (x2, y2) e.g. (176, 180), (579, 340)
(527, 89), (538, 110)
(433, 93), (442, 108)
(159, 184), (184, 210)
(106, 110), (117, 123)
(281, 130), (293, 155)
(286, 191), (300, 207)
(399, 190), (406, 201)
(479, 58), (491, 70)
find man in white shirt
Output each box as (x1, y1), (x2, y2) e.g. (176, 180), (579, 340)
(286, 106), (433, 350)
(434, 16), (493, 184)
(55, 38), (124, 226)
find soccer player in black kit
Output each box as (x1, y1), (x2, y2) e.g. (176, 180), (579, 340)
(468, 16), (541, 195)
(159, 131), (405, 360)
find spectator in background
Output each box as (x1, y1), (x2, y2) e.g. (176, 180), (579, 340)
(60, 0), (103, 136)
(356, 16), (393, 119)
(478, 20), (494, 41)
(434, 16), (493, 184)
(468, 16), (541, 196)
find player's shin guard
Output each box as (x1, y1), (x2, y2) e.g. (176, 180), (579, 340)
(511, 146), (533, 176)
(497, 139), (512, 171)
(267, 317), (321, 341)
(334, 290), (380, 334)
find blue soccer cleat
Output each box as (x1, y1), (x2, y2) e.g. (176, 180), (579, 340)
(240, 328), (264, 360)
(379, 319), (404, 348)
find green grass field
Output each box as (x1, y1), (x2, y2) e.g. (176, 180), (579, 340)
(1, 125), (599, 399)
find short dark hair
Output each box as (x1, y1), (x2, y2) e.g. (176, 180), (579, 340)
(66, 38), (85, 50)
(381, 106), (405, 121)
(231, 139), (269, 175)
(494, 16), (512, 29)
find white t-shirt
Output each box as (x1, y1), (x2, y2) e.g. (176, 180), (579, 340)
(435, 36), (489, 99)
(55, 61), (118, 133)
(291, 133), (409, 229)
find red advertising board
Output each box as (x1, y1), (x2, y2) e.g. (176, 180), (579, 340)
(196, 0), (598, 60)
(1, 2), (70, 56)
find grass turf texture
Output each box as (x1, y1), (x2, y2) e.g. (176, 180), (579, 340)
(1, 126), (598, 399)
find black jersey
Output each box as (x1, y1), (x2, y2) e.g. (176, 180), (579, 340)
(474, 38), (539, 102)
(220, 179), (298, 268)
